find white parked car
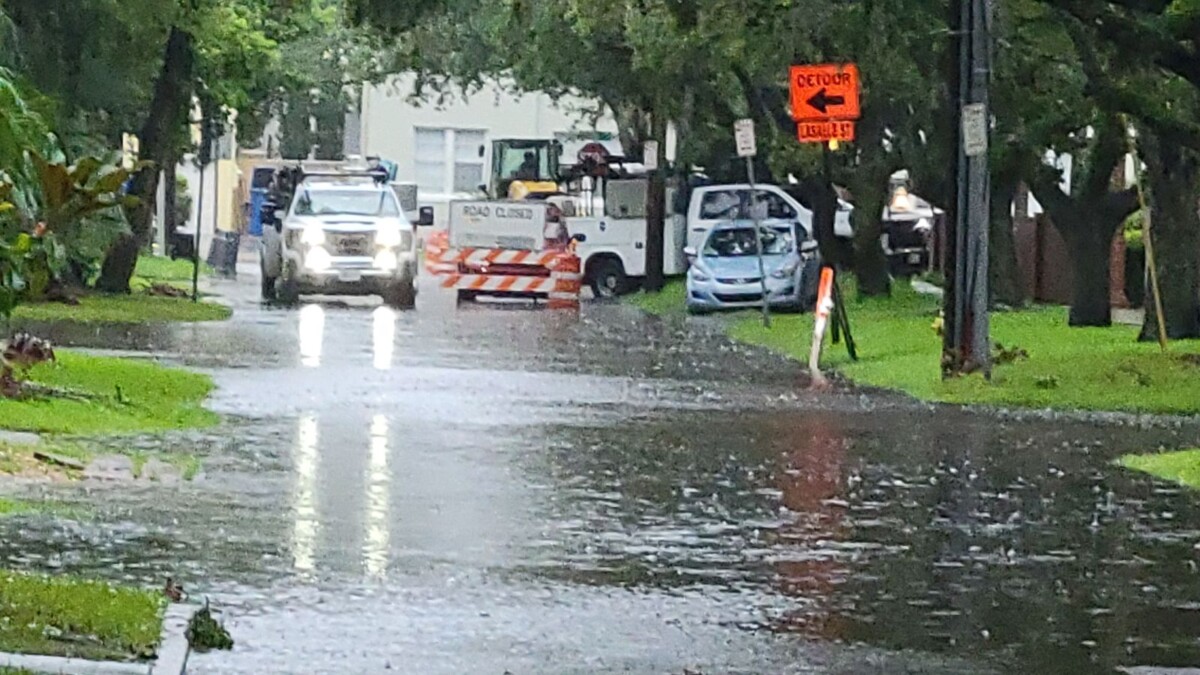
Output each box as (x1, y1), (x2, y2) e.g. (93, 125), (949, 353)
(260, 174), (430, 308)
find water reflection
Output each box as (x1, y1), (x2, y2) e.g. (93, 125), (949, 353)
(292, 414), (320, 574)
(298, 304), (325, 368)
(364, 414), (391, 578)
(770, 416), (850, 640)
(372, 307), (395, 370)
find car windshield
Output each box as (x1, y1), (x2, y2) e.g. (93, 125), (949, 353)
(703, 226), (793, 257)
(293, 189), (399, 217)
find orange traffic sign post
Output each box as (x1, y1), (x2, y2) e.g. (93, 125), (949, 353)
(790, 64), (861, 121)
(791, 63), (860, 144)
(798, 121), (856, 143)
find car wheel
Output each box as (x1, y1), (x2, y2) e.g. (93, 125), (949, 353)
(260, 258), (278, 301)
(588, 258), (627, 299)
(277, 262), (300, 305)
(383, 278), (416, 309)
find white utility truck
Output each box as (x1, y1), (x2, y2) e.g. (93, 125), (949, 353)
(441, 179), (853, 299)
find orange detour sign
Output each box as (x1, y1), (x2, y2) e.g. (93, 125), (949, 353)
(790, 64), (861, 122)
(798, 120), (856, 143)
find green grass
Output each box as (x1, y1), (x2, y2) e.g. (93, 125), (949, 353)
(632, 279), (1200, 415)
(628, 284), (689, 316)
(11, 293), (229, 324)
(1118, 449), (1200, 489)
(0, 497), (85, 519)
(0, 570), (163, 661)
(0, 351), (218, 435)
(134, 255), (207, 283)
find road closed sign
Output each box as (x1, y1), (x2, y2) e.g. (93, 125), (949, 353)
(790, 64), (861, 122)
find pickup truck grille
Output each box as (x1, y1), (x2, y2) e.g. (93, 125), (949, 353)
(330, 233), (372, 256)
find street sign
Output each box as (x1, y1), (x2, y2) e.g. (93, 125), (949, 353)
(790, 64), (861, 122)
(798, 120), (856, 144)
(734, 119), (757, 158)
(642, 140), (659, 170)
(961, 103), (988, 157)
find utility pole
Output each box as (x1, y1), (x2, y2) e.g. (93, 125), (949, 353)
(944, 0), (992, 377)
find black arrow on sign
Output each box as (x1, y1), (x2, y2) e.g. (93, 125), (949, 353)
(806, 88), (846, 113)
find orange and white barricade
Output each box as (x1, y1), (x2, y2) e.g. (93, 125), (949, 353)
(437, 246), (582, 310)
(548, 253), (582, 310)
(423, 231), (456, 275)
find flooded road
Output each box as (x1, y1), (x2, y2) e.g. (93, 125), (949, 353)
(4, 268), (1200, 673)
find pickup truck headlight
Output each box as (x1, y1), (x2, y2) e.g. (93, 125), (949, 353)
(301, 226), (325, 246)
(376, 227), (404, 248)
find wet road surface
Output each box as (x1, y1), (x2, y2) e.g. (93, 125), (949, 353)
(5, 267), (1200, 673)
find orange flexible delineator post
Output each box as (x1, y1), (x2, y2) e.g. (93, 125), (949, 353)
(809, 266), (836, 387)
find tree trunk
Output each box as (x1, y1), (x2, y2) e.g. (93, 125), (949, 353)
(1065, 224), (1114, 326)
(989, 177), (1023, 307)
(850, 168), (891, 297)
(96, 26), (193, 293)
(163, 158), (177, 239)
(1141, 137), (1200, 340)
(643, 109), (667, 292)
(800, 175), (842, 268)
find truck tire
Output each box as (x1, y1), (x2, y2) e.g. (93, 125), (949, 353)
(260, 258), (277, 301)
(383, 278), (416, 309)
(277, 262), (300, 306)
(588, 257), (628, 299)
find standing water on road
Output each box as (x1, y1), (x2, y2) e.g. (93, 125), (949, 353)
(6, 276), (1200, 674)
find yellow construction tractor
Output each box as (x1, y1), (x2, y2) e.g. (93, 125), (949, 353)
(487, 138), (563, 200)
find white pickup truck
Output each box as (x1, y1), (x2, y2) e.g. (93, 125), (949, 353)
(441, 179), (853, 298)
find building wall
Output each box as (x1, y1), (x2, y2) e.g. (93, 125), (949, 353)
(359, 75), (619, 223)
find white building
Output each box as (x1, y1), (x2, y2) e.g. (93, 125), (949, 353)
(356, 74), (621, 221)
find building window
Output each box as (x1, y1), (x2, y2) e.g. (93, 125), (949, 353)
(453, 130), (485, 192)
(413, 127), (486, 195)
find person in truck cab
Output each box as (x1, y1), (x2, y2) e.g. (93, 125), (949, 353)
(514, 152), (540, 181)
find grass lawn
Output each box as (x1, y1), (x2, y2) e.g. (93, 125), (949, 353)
(134, 255), (208, 283)
(0, 351), (218, 435)
(11, 294), (229, 324)
(0, 570), (163, 661)
(630, 279), (1200, 415)
(8, 255), (228, 324)
(1118, 449), (1200, 489)
(0, 497), (84, 519)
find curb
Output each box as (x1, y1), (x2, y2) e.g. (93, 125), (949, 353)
(0, 602), (194, 675)
(150, 602), (194, 675)
(0, 652), (148, 674)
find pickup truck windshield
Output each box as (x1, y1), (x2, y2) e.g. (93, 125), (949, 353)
(703, 227), (793, 257)
(294, 189), (399, 217)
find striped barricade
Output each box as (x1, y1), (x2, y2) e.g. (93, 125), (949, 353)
(437, 247), (582, 310)
(423, 231), (456, 275)
(548, 253), (582, 310)
(440, 273), (556, 295)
